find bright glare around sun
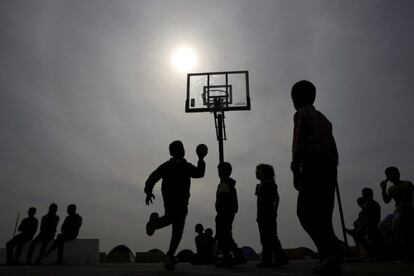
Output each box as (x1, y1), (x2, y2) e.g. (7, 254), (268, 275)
(171, 46), (198, 72)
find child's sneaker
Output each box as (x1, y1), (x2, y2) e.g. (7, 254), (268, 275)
(163, 254), (177, 270)
(146, 212), (159, 236)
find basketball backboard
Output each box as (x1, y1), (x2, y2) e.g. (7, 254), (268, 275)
(185, 70), (250, 113)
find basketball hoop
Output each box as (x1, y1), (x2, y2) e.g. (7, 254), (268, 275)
(185, 71), (250, 163)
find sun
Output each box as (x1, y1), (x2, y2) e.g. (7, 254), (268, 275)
(171, 46), (198, 72)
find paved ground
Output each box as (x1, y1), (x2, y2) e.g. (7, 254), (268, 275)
(0, 260), (413, 276)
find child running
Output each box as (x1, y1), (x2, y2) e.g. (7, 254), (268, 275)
(144, 140), (207, 270)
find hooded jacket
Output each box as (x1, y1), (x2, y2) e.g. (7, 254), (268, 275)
(215, 177), (238, 214)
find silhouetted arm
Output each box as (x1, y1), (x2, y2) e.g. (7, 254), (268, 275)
(380, 180), (392, 204)
(144, 165), (164, 194)
(144, 164), (165, 205)
(33, 219), (39, 235)
(189, 159), (206, 179)
(291, 112), (308, 191)
(292, 111), (307, 169)
(54, 216), (60, 232)
(274, 187), (280, 216)
(76, 216), (82, 231)
(17, 219), (24, 232)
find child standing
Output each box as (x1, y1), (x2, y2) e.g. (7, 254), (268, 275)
(255, 164), (289, 268)
(215, 162), (245, 267)
(291, 80), (342, 275)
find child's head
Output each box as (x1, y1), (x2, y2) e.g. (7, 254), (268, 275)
(67, 204), (77, 215)
(218, 162), (232, 179)
(361, 187), (374, 200)
(28, 207), (36, 217)
(195, 223), (204, 234)
(384, 166), (400, 183)
(169, 140), (185, 158)
(256, 164), (275, 181)
(291, 80), (316, 110)
(356, 197), (365, 208)
(205, 228), (213, 237)
(49, 203), (58, 214)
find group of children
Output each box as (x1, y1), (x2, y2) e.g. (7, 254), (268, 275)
(5, 204), (82, 265)
(144, 80), (344, 275)
(347, 167), (414, 262)
(144, 140), (288, 270)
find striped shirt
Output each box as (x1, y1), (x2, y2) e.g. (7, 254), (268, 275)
(292, 105), (338, 166)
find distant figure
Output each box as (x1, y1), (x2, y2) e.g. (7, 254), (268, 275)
(214, 162), (246, 267)
(191, 224), (215, 265)
(255, 164), (289, 268)
(204, 228), (215, 258)
(26, 203), (60, 265)
(144, 141), (207, 270)
(5, 207), (38, 265)
(290, 80), (343, 275)
(360, 188), (383, 260)
(378, 167), (414, 261)
(45, 204), (82, 264)
(345, 197), (366, 250)
(347, 189), (383, 260)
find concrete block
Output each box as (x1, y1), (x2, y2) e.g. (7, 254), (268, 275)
(0, 239), (99, 264)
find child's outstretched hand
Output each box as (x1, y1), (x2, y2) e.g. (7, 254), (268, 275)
(145, 192), (155, 205)
(196, 144), (208, 159)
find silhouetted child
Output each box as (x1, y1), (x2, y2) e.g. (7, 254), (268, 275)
(360, 188), (384, 260)
(144, 141), (207, 270)
(26, 203), (60, 265)
(195, 223), (204, 247)
(214, 162), (245, 267)
(204, 228), (215, 260)
(5, 207), (38, 265)
(45, 204), (82, 264)
(191, 224), (215, 265)
(290, 80), (343, 275)
(347, 190), (384, 260)
(378, 167), (414, 261)
(255, 164), (289, 268)
(345, 197), (366, 250)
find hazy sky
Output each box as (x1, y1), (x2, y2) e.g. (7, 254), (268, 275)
(1, 0), (413, 253)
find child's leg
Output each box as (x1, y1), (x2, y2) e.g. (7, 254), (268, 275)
(147, 208), (175, 236)
(167, 213), (187, 256)
(258, 220), (272, 263)
(156, 215), (174, 229)
(272, 220), (289, 263)
(215, 214), (232, 260)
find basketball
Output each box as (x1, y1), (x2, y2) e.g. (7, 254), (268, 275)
(196, 144), (208, 157)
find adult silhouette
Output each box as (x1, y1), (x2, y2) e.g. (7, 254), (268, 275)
(5, 207), (38, 265)
(290, 80), (343, 275)
(45, 204), (82, 264)
(26, 203), (59, 265)
(144, 141), (207, 270)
